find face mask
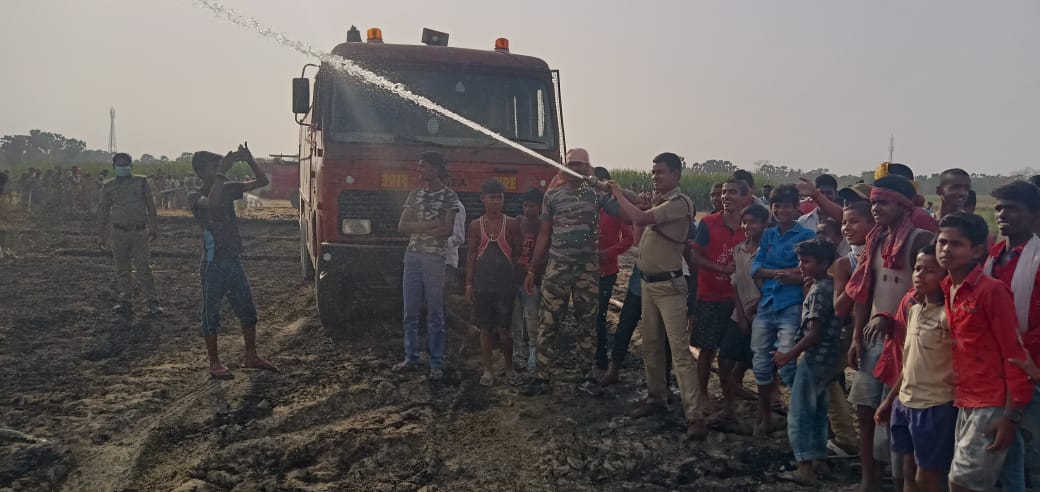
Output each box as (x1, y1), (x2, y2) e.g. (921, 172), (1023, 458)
(114, 165), (131, 177)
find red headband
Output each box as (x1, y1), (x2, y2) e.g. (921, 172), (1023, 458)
(870, 187), (914, 209)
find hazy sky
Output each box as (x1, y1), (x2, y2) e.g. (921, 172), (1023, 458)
(2, 0), (1037, 175)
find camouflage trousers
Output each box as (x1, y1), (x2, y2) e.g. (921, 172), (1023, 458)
(534, 257), (599, 381)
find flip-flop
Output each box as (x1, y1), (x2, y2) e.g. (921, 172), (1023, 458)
(505, 371), (524, 386)
(241, 361), (280, 373)
(479, 373), (494, 387)
(209, 367), (234, 380)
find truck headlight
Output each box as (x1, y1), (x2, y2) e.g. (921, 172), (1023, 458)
(341, 218), (372, 235)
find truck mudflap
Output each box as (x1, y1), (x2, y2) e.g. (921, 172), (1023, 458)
(315, 242), (406, 331)
(313, 242), (471, 334)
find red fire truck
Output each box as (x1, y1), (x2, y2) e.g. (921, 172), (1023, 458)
(292, 27), (564, 329)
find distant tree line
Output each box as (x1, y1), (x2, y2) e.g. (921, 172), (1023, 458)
(0, 129), (196, 169)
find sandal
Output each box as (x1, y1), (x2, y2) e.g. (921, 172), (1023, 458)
(209, 366), (234, 380)
(242, 360), (279, 373)
(504, 370), (523, 386)
(479, 372), (494, 387)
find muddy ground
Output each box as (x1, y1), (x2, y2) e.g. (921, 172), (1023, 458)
(0, 204), (869, 491)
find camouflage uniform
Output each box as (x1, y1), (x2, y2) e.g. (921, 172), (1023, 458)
(100, 175), (157, 304)
(534, 184), (620, 381)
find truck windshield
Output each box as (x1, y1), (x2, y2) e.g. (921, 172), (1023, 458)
(327, 70), (555, 150)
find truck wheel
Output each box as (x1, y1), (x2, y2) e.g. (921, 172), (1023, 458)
(315, 271), (346, 330)
(300, 230), (315, 281)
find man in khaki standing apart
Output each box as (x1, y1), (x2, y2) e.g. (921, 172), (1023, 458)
(98, 153), (162, 315)
(607, 152), (707, 438)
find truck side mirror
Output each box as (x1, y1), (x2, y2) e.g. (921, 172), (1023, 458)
(292, 78), (310, 114)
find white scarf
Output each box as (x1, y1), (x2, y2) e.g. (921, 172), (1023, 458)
(984, 234), (1040, 334)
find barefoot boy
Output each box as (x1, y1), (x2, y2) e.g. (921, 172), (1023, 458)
(188, 145), (275, 379)
(466, 179), (522, 386)
(773, 238), (842, 485)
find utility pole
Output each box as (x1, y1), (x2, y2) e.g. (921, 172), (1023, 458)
(108, 107), (117, 153)
(888, 134), (895, 163)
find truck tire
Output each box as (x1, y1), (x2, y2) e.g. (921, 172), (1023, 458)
(300, 232), (315, 281)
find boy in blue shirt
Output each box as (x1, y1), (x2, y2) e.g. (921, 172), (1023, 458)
(749, 184), (816, 435)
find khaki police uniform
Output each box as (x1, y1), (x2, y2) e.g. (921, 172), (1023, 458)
(100, 175), (157, 303)
(636, 187), (704, 422)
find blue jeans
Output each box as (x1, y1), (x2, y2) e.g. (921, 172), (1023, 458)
(999, 384), (1040, 492)
(788, 358), (830, 462)
(402, 251), (446, 369)
(750, 303), (801, 386)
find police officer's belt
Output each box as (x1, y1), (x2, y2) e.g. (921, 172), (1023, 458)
(640, 270), (684, 283)
(113, 224), (147, 232)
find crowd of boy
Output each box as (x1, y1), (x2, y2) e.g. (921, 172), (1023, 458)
(394, 148), (1040, 491)
(86, 143), (1040, 490)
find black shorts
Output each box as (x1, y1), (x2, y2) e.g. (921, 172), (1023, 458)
(690, 300), (735, 351)
(472, 290), (514, 329)
(719, 318), (753, 363)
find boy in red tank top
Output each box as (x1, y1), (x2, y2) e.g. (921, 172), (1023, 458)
(466, 179), (522, 387)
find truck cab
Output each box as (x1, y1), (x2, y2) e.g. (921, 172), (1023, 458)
(293, 27), (563, 329)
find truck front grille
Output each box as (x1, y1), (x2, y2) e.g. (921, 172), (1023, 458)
(337, 190), (525, 238)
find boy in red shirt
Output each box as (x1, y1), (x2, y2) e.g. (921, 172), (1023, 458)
(691, 179), (749, 423)
(935, 212), (1032, 492)
(985, 181), (1040, 489)
(593, 167), (634, 377)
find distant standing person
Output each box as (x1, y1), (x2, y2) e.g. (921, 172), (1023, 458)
(761, 184), (774, 207)
(98, 153), (162, 316)
(188, 145), (276, 379)
(396, 151), (459, 381)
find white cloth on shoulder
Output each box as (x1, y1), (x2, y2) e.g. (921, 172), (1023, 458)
(445, 199), (467, 268)
(984, 234), (1040, 334)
